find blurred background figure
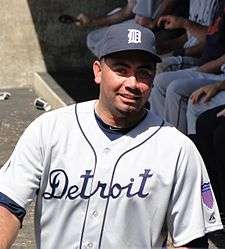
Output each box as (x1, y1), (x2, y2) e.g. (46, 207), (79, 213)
(73, 0), (188, 57)
(156, 0), (220, 73)
(149, 0), (225, 134)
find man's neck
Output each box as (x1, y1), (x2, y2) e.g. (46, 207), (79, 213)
(95, 101), (147, 129)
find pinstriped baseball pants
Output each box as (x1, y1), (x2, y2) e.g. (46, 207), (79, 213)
(149, 68), (225, 134)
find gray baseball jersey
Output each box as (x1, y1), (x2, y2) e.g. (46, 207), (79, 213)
(133, 0), (164, 19)
(0, 100), (223, 249)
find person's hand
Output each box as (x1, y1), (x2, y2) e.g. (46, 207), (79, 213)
(190, 84), (220, 104)
(217, 108), (225, 117)
(75, 13), (91, 27)
(157, 15), (186, 30)
(135, 15), (156, 29)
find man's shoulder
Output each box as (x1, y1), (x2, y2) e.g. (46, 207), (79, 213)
(148, 111), (195, 147)
(35, 104), (76, 122)
(35, 100), (95, 123)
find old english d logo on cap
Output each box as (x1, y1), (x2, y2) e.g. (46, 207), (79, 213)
(98, 21), (161, 62)
(128, 29), (142, 44)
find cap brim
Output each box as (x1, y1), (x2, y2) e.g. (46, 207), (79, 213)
(99, 48), (161, 63)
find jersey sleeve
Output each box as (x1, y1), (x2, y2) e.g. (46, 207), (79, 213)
(0, 192), (26, 224)
(167, 138), (223, 247)
(0, 115), (45, 210)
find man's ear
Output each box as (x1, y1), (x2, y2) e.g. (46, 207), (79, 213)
(93, 60), (102, 85)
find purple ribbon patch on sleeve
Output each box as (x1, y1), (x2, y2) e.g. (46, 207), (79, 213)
(201, 182), (213, 209)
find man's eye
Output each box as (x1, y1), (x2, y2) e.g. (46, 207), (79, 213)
(136, 69), (154, 80)
(115, 68), (127, 75)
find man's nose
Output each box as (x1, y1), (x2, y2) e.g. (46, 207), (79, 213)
(124, 75), (138, 88)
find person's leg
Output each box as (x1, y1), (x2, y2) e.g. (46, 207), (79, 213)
(213, 118), (225, 219)
(150, 69), (191, 118)
(187, 90), (225, 135)
(185, 236), (209, 248)
(87, 19), (136, 57)
(150, 68), (225, 128)
(150, 68), (203, 118)
(164, 77), (221, 133)
(195, 106), (225, 211)
(156, 56), (199, 74)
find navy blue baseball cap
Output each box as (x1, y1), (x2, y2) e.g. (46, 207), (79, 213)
(98, 21), (161, 63)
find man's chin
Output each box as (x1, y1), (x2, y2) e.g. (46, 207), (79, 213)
(115, 104), (141, 116)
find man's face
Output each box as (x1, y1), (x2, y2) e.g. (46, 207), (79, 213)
(93, 50), (156, 118)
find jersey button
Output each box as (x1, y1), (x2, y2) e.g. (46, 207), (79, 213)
(103, 148), (111, 153)
(87, 242), (93, 248)
(92, 210), (98, 217)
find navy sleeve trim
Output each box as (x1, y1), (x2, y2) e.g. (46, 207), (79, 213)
(0, 192), (26, 226)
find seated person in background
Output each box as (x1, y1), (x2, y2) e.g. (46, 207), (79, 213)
(149, 0), (225, 134)
(74, 0), (188, 57)
(156, 0), (220, 73)
(134, 0), (188, 38)
(75, 0), (136, 27)
(187, 79), (225, 137)
(74, 0), (136, 57)
(193, 106), (225, 229)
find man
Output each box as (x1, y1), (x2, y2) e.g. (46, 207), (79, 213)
(0, 22), (223, 249)
(150, 0), (225, 134)
(74, 0), (187, 57)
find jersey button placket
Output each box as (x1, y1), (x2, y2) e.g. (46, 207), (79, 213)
(103, 147), (111, 154)
(87, 242), (93, 248)
(92, 210), (98, 217)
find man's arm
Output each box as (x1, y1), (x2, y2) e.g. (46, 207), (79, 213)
(156, 0), (179, 17)
(199, 54), (225, 74)
(135, 0), (179, 29)
(156, 33), (187, 54)
(158, 15), (208, 42)
(0, 206), (20, 249)
(190, 80), (225, 104)
(183, 42), (205, 57)
(76, 0), (136, 27)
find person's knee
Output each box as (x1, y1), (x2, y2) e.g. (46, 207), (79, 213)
(186, 99), (197, 118)
(166, 80), (181, 97)
(156, 56), (182, 74)
(167, 77), (193, 101)
(156, 61), (171, 74)
(213, 123), (225, 147)
(196, 113), (210, 136)
(153, 72), (171, 93)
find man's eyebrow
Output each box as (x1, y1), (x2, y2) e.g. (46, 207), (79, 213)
(110, 62), (129, 67)
(139, 64), (155, 70)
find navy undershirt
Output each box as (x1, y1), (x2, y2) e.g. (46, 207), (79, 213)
(94, 110), (148, 140)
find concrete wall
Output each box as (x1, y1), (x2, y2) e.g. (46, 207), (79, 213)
(0, 0), (125, 88)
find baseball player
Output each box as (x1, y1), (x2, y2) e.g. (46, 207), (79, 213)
(0, 22), (223, 249)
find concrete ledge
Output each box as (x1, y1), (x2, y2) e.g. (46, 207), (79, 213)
(33, 72), (74, 109)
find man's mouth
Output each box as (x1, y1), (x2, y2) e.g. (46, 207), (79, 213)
(119, 93), (141, 100)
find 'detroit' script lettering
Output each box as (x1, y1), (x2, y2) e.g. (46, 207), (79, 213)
(43, 169), (153, 200)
